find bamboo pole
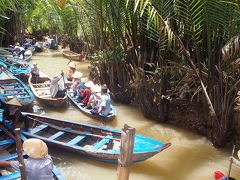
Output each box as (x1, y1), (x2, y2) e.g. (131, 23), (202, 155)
(227, 145), (236, 180)
(15, 128), (27, 180)
(117, 124), (135, 180)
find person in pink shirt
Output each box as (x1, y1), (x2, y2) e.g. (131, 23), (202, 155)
(81, 81), (94, 105)
(71, 71), (82, 96)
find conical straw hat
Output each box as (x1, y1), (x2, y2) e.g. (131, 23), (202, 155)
(6, 98), (22, 107)
(23, 138), (48, 159)
(91, 84), (101, 93)
(85, 81), (94, 88)
(72, 71), (83, 79)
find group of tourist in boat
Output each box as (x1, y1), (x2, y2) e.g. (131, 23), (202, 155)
(66, 61), (112, 117)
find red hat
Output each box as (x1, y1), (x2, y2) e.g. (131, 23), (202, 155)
(214, 171), (225, 180)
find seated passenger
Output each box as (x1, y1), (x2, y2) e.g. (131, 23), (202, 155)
(81, 81), (94, 105)
(88, 85), (101, 113)
(71, 71), (82, 96)
(96, 84), (111, 117)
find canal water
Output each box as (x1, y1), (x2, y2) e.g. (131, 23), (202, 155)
(30, 49), (240, 180)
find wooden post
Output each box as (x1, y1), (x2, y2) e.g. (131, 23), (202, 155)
(15, 128), (27, 180)
(117, 124), (136, 180)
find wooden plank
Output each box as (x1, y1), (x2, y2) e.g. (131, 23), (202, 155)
(0, 83), (19, 86)
(67, 135), (87, 145)
(15, 96), (31, 99)
(4, 92), (27, 96)
(30, 124), (48, 134)
(48, 131), (65, 140)
(34, 87), (50, 90)
(0, 139), (14, 146)
(4, 88), (24, 91)
(92, 136), (112, 151)
(0, 171), (21, 180)
(32, 83), (51, 85)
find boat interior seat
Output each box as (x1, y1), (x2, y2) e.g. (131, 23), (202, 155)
(0, 139), (14, 146)
(15, 96), (31, 99)
(91, 136), (113, 151)
(30, 124), (48, 134)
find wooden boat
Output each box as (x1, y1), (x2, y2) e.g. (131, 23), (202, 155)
(21, 112), (171, 163)
(0, 71), (34, 110)
(0, 61), (7, 71)
(67, 90), (116, 122)
(0, 129), (65, 180)
(9, 59), (31, 81)
(28, 72), (67, 107)
(62, 49), (85, 61)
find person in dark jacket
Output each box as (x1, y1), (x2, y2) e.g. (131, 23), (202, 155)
(2, 98), (29, 131)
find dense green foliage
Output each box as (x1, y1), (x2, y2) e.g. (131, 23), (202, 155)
(1, 0), (240, 146)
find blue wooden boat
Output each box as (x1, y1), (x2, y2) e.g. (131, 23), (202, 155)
(0, 71), (34, 109)
(67, 90), (116, 122)
(21, 112), (171, 163)
(9, 59), (31, 81)
(0, 129), (64, 180)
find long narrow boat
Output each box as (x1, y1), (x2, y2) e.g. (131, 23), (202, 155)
(28, 72), (67, 107)
(0, 130), (64, 180)
(62, 49), (85, 61)
(9, 59), (31, 82)
(67, 90), (116, 122)
(0, 71), (34, 110)
(21, 112), (171, 163)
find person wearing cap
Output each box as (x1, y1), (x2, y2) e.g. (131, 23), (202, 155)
(0, 138), (54, 180)
(88, 85), (101, 114)
(2, 98), (29, 131)
(98, 84), (111, 116)
(30, 63), (40, 83)
(50, 72), (66, 98)
(67, 61), (76, 81)
(71, 71), (83, 96)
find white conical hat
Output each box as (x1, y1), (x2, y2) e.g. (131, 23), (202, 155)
(68, 61), (76, 68)
(91, 84), (101, 92)
(85, 81), (94, 88)
(6, 98), (22, 107)
(23, 138), (48, 159)
(72, 71), (83, 79)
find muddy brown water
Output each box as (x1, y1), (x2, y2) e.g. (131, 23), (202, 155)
(29, 49), (240, 180)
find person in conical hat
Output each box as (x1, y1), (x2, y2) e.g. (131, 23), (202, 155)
(67, 61), (77, 81)
(0, 138), (54, 180)
(3, 98), (29, 131)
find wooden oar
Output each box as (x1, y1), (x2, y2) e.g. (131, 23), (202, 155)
(0, 122), (16, 141)
(227, 145), (236, 180)
(27, 116), (120, 141)
(61, 71), (66, 89)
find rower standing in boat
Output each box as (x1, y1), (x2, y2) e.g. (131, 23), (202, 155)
(2, 98), (29, 131)
(30, 63), (40, 83)
(67, 61), (76, 81)
(50, 72), (66, 98)
(0, 138), (54, 180)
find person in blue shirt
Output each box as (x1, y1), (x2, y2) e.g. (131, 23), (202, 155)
(98, 84), (111, 116)
(0, 138), (53, 180)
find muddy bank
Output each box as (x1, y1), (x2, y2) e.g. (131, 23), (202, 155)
(166, 99), (239, 148)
